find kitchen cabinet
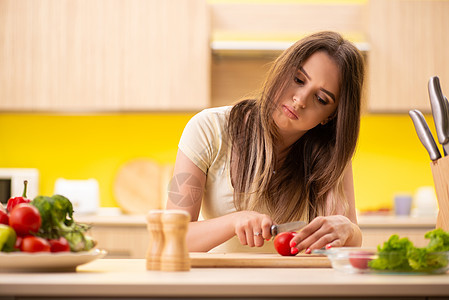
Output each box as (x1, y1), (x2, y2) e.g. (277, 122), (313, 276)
(210, 1), (449, 113)
(88, 224), (149, 259)
(367, 0), (449, 113)
(0, 0), (209, 112)
(78, 214), (149, 259)
(210, 1), (368, 108)
(358, 215), (437, 248)
(78, 214), (436, 258)
(212, 55), (275, 107)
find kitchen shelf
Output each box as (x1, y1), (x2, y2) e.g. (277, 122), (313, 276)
(211, 40), (370, 56)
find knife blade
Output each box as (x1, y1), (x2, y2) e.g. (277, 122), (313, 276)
(428, 76), (449, 155)
(445, 95), (449, 134)
(409, 109), (441, 161)
(270, 220), (307, 237)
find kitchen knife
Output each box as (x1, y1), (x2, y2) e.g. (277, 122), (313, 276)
(270, 220), (307, 237)
(428, 76), (449, 155)
(409, 109), (441, 161)
(444, 96), (449, 132)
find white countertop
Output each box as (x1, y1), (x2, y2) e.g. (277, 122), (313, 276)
(0, 259), (448, 298)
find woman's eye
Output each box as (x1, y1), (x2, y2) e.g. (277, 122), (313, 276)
(294, 77), (304, 85)
(317, 96), (328, 105)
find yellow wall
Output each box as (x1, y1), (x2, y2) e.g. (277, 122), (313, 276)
(354, 114), (438, 212)
(0, 113), (194, 207)
(0, 113), (439, 212)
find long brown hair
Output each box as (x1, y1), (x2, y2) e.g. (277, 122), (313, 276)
(227, 31), (365, 223)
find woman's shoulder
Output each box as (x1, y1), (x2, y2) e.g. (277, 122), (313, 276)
(196, 106), (232, 118)
(189, 106), (232, 126)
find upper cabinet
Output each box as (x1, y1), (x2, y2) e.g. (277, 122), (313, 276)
(368, 0), (449, 113)
(209, 0), (449, 113)
(210, 1), (369, 53)
(0, 0), (210, 112)
(209, 1), (369, 108)
(2, 0), (448, 113)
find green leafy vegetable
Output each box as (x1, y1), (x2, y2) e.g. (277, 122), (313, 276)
(31, 195), (95, 252)
(368, 234), (413, 271)
(425, 228), (449, 252)
(369, 229), (449, 272)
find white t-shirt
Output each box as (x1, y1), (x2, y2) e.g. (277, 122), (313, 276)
(178, 106), (275, 253)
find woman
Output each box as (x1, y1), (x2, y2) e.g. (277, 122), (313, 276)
(167, 31), (365, 254)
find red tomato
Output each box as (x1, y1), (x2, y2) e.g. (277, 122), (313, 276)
(348, 251), (374, 269)
(0, 210), (9, 225)
(21, 236), (51, 253)
(274, 232), (297, 256)
(49, 237), (71, 252)
(9, 203), (42, 236)
(14, 236), (23, 249)
(6, 197), (31, 213)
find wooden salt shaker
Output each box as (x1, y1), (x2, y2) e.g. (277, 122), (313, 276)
(160, 210), (191, 271)
(146, 209), (164, 270)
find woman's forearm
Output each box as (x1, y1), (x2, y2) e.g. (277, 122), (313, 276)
(186, 213), (239, 252)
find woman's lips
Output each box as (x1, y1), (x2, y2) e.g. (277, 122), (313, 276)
(282, 105), (298, 120)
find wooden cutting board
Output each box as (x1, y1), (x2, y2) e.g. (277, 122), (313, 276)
(189, 252), (331, 268)
(113, 159), (163, 214)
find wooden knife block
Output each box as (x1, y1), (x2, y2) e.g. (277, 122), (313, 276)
(430, 155), (449, 231)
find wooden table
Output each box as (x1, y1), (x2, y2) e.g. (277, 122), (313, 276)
(1, 258), (449, 299)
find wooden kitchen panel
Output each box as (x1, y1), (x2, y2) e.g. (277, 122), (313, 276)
(361, 228), (434, 248)
(88, 225), (149, 259)
(0, 0), (210, 112)
(211, 56), (275, 107)
(368, 0), (449, 113)
(210, 1), (367, 39)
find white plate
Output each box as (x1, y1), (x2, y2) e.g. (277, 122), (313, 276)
(0, 248), (107, 272)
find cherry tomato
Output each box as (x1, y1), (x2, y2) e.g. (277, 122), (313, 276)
(21, 236), (50, 253)
(274, 232), (297, 256)
(9, 203), (41, 236)
(0, 210), (9, 225)
(14, 236), (23, 249)
(348, 251), (374, 269)
(49, 237), (71, 252)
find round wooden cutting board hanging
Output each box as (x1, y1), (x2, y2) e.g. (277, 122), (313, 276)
(113, 158), (162, 214)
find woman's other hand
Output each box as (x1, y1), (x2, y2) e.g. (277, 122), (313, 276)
(233, 211), (273, 247)
(289, 215), (359, 254)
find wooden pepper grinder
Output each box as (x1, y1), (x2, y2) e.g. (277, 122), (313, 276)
(160, 210), (191, 271)
(146, 209), (164, 270)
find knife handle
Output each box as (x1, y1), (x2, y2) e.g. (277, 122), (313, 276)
(270, 225), (278, 236)
(409, 109), (442, 161)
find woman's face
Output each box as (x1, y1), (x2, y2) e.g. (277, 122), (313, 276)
(273, 51), (340, 143)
